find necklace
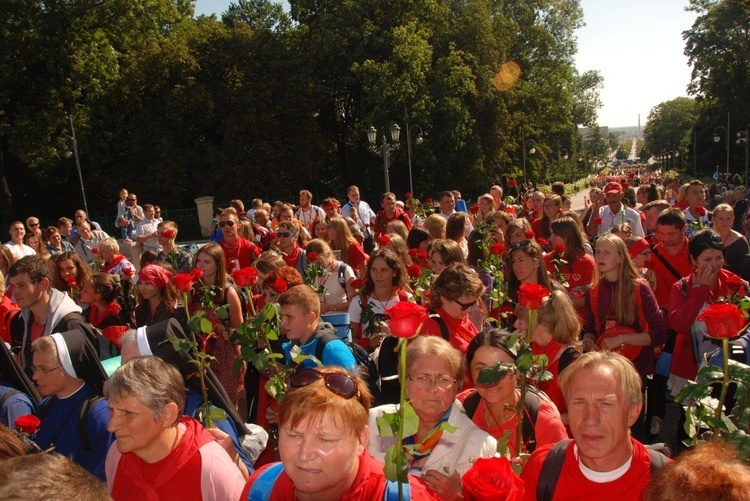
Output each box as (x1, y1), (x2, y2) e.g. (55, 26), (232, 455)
(484, 401), (518, 428)
(372, 287), (394, 311)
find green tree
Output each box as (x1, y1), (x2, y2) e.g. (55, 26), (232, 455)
(222, 0), (292, 32)
(643, 97), (697, 161)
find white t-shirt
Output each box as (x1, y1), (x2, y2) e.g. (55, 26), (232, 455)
(319, 262), (356, 306)
(596, 205), (644, 237)
(135, 218), (162, 252)
(348, 291), (412, 338)
(4, 242), (36, 261)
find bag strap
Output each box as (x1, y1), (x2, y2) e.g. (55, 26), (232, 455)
(537, 439), (572, 501)
(462, 390), (482, 418)
(247, 462), (285, 501)
(522, 387), (545, 452)
(314, 331), (337, 363)
(0, 389), (21, 409)
(338, 262), (348, 299)
(79, 396), (104, 451)
(648, 448), (670, 474)
(427, 311), (450, 341)
(651, 246), (683, 281)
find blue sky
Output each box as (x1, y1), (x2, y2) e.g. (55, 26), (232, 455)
(194, 0), (696, 127)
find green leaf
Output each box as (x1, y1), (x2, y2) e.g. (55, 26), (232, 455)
(171, 338), (193, 353)
(401, 402), (419, 438)
(376, 414), (398, 437)
(199, 317), (213, 334)
(675, 381), (712, 403)
(215, 305), (230, 320)
(515, 348), (533, 373)
(476, 362), (516, 385)
(209, 407), (228, 423)
(696, 365), (725, 383)
(383, 445), (408, 482)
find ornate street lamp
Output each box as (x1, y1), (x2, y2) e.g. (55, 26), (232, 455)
(367, 124), (401, 192)
(714, 124), (730, 174)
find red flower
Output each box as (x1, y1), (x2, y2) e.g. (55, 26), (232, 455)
(377, 235), (391, 246)
(350, 278), (364, 289)
(469, 205), (480, 214)
(408, 248), (418, 258)
(425, 197), (433, 204)
(162, 229), (176, 239)
(508, 179), (517, 187)
(173, 272), (196, 293)
(65, 277), (77, 288)
(271, 277), (288, 293)
(14, 414), (41, 435)
(307, 251), (319, 262)
(554, 243), (565, 254)
(407, 263), (422, 278)
(696, 205), (707, 216)
(233, 267), (259, 287)
(124, 267), (134, 277)
(405, 192), (412, 199)
(628, 172), (635, 179)
(698, 302), (747, 339)
(490, 242), (506, 255)
(504, 206), (516, 215)
(725, 274), (745, 296)
(462, 456), (524, 501)
(537, 237), (547, 247)
(91, 247), (99, 254)
(417, 251), (428, 260)
(386, 301), (428, 339)
(622, 182), (630, 189)
(524, 231), (534, 239)
(518, 283), (550, 309)
(594, 217), (603, 225)
(191, 268), (203, 281)
(268, 231), (278, 240)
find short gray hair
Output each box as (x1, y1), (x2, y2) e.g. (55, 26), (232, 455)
(559, 351), (642, 408)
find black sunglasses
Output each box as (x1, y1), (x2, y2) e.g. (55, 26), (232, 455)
(277, 232), (296, 238)
(453, 298), (478, 311)
(28, 223), (39, 227)
(287, 368), (359, 399)
(219, 221), (235, 228)
(510, 239), (533, 250)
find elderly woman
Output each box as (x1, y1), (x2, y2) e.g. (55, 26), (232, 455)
(104, 356), (245, 500)
(712, 203), (750, 280)
(243, 366), (436, 499)
(369, 336), (496, 500)
(98, 238), (135, 282)
(458, 328), (567, 456)
(420, 263), (486, 353)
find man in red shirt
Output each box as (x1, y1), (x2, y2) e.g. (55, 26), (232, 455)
(373, 192), (412, 237)
(218, 208), (260, 273)
(521, 351), (668, 501)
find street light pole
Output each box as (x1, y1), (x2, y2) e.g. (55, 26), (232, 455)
(714, 125), (729, 175)
(738, 129), (749, 186)
(367, 124), (401, 193)
(405, 121), (423, 196)
(68, 115), (89, 216)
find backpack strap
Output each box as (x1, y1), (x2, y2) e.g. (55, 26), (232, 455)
(521, 385), (550, 453)
(558, 347), (580, 374)
(536, 439), (572, 501)
(590, 284), (600, 334)
(314, 331), (338, 363)
(427, 311), (450, 341)
(0, 389), (21, 409)
(337, 262), (348, 299)
(36, 395), (55, 421)
(247, 462), (285, 501)
(79, 396), (104, 451)
(383, 479), (411, 501)
(462, 390), (482, 419)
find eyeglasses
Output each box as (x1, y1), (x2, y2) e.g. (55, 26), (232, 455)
(219, 221), (235, 228)
(287, 368), (360, 399)
(407, 374), (457, 390)
(452, 298), (477, 311)
(32, 365), (63, 376)
(277, 232), (296, 238)
(510, 239), (533, 250)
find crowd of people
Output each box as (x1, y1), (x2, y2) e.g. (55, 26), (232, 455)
(0, 173), (749, 499)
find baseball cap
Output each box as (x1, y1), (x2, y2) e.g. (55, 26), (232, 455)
(604, 182), (623, 194)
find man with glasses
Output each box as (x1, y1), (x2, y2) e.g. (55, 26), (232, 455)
(117, 193), (144, 243)
(218, 208), (261, 272)
(5, 221), (36, 261)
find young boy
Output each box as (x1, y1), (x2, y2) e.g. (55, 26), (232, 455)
(278, 285), (356, 371)
(116, 188), (128, 240)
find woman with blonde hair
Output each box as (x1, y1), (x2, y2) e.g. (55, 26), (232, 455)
(474, 193), (496, 224)
(327, 216), (367, 276)
(385, 219), (409, 242)
(445, 212), (469, 257)
(424, 213), (446, 240)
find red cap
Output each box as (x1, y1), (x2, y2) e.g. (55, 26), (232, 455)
(604, 182), (623, 194)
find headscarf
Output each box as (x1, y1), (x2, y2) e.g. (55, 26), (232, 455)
(50, 328), (109, 396)
(138, 264), (172, 289)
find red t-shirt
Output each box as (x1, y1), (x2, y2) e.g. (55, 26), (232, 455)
(531, 218), (545, 240)
(345, 243), (368, 276)
(456, 389), (568, 458)
(220, 237), (260, 272)
(373, 208), (413, 237)
(650, 238), (692, 317)
(242, 452), (439, 501)
(420, 307), (478, 353)
(521, 439), (657, 501)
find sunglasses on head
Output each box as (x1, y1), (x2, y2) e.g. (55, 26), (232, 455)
(219, 221), (235, 227)
(277, 232), (296, 238)
(510, 239), (533, 250)
(453, 298), (477, 311)
(287, 367), (359, 399)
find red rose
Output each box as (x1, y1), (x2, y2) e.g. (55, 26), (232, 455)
(14, 414), (41, 435)
(386, 301), (428, 339)
(504, 206), (516, 215)
(490, 242), (506, 255)
(554, 243), (565, 254)
(425, 197), (433, 204)
(350, 278), (364, 289)
(271, 277), (288, 293)
(65, 277), (77, 287)
(726, 274), (745, 296)
(622, 182), (629, 189)
(124, 267), (135, 277)
(92, 247), (99, 254)
(697, 302), (747, 339)
(518, 283), (550, 309)
(173, 272), (196, 293)
(524, 231), (534, 239)
(696, 205), (707, 216)
(417, 251), (428, 260)
(191, 268), (204, 281)
(537, 237), (547, 247)
(307, 251), (319, 262)
(377, 235), (391, 246)
(233, 267), (259, 287)
(594, 217), (603, 225)
(405, 192), (412, 199)
(469, 205), (480, 214)
(408, 248), (418, 258)
(462, 456), (524, 501)
(268, 231), (278, 240)
(162, 229), (176, 239)
(508, 179), (517, 187)
(407, 263), (422, 278)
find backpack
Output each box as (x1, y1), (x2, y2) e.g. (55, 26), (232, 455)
(315, 331), (382, 404)
(462, 384), (551, 453)
(246, 462), (411, 501)
(37, 394), (104, 451)
(536, 439), (669, 501)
